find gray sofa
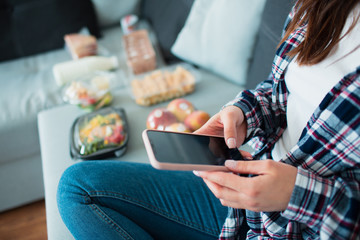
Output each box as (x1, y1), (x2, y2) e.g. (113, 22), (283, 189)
(0, 0), (292, 226)
(0, 0), (140, 212)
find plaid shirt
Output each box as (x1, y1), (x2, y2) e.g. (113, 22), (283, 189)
(219, 6), (360, 240)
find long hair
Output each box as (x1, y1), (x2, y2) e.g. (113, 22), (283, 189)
(279, 0), (360, 65)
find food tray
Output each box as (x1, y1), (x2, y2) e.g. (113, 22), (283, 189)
(62, 71), (117, 111)
(70, 107), (129, 160)
(129, 63), (199, 106)
(123, 29), (157, 74)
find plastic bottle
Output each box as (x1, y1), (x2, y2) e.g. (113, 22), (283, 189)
(53, 56), (119, 86)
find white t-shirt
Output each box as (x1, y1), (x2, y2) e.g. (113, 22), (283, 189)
(272, 5), (360, 161)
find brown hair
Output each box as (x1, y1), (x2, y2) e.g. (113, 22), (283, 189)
(280, 0), (360, 65)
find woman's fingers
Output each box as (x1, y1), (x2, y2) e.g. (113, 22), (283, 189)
(202, 176), (260, 210)
(221, 106), (247, 149)
(203, 179), (246, 203)
(225, 160), (270, 175)
(197, 170), (255, 192)
(196, 160), (298, 212)
(194, 106), (248, 150)
(221, 106), (242, 148)
(239, 150), (253, 159)
(194, 113), (223, 136)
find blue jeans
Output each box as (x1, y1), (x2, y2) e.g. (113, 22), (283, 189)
(57, 161), (230, 239)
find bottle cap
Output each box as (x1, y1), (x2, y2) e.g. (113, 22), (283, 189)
(110, 56), (119, 69)
(121, 15), (138, 35)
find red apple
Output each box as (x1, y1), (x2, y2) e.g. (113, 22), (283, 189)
(167, 98), (195, 122)
(184, 110), (210, 131)
(165, 122), (191, 133)
(146, 108), (178, 130)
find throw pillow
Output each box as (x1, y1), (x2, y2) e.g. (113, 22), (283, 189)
(171, 0), (266, 85)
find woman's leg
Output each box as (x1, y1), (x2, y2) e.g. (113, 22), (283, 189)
(57, 161), (229, 240)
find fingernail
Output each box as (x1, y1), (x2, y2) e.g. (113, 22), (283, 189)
(225, 160), (237, 168)
(227, 138), (236, 148)
(193, 170), (200, 177)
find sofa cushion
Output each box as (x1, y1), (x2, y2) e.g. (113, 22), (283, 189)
(0, 20), (160, 164)
(0, 49), (68, 164)
(0, 29), (115, 164)
(0, 0), (100, 62)
(140, 0), (194, 63)
(245, 0), (294, 89)
(171, 0), (266, 86)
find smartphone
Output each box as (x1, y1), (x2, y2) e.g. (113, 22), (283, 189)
(142, 129), (244, 171)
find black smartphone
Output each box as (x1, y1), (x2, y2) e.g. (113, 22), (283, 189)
(142, 129), (244, 171)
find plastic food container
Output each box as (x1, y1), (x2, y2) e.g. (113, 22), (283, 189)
(62, 71), (116, 111)
(129, 63), (199, 106)
(64, 33), (98, 59)
(70, 107), (129, 160)
(123, 29), (156, 74)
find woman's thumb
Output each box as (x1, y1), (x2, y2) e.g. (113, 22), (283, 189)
(222, 116), (238, 148)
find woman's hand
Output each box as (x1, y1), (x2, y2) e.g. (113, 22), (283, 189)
(194, 160), (298, 212)
(194, 105), (297, 212)
(195, 106), (247, 149)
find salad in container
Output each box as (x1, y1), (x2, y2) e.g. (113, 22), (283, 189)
(70, 107), (129, 160)
(63, 71), (114, 111)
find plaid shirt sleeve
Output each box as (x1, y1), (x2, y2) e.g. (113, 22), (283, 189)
(281, 72), (360, 239)
(221, 70), (360, 239)
(224, 79), (287, 158)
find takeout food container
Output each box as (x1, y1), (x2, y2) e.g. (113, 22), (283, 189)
(128, 63), (199, 106)
(64, 33), (98, 59)
(123, 29), (156, 74)
(70, 107), (129, 160)
(62, 71), (115, 111)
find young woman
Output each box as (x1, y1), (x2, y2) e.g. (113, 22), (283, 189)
(57, 0), (360, 239)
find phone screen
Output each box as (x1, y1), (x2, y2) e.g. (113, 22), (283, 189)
(146, 130), (243, 166)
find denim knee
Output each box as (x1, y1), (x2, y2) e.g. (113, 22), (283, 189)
(57, 162), (90, 216)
